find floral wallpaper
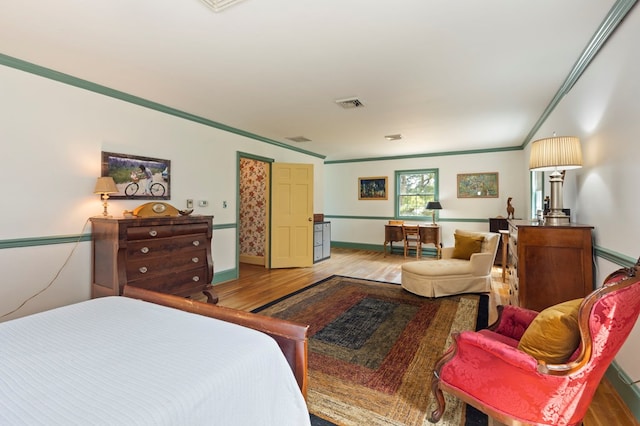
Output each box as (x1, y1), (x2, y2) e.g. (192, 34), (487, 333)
(239, 158), (267, 257)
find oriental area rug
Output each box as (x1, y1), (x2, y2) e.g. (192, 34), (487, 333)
(253, 275), (489, 426)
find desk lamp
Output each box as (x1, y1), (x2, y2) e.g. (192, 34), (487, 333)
(426, 201), (442, 225)
(94, 177), (118, 217)
(529, 135), (582, 225)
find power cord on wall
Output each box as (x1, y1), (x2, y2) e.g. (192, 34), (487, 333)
(0, 218), (91, 319)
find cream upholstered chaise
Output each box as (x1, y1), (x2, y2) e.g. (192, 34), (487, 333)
(401, 229), (500, 298)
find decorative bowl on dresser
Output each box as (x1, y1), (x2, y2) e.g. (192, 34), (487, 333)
(90, 215), (217, 303)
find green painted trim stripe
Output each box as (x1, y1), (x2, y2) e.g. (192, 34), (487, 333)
(594, 246), (637, 268)
(325, 214), (488, 223)
(606, 361), (640, 422)
(0, 234), (92, 249)
(212, 223), (237, 231)
(325, 145), (521, 164)
(0, 223), (236, 249)
(520, 0), (638, 148)
(212, 268), (238, 284)
(0, 53), (325, 160)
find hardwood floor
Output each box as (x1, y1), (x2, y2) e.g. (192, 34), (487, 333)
(213, 248), (639, 426)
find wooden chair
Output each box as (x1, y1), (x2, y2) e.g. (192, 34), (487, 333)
(402, 225), (421, 258)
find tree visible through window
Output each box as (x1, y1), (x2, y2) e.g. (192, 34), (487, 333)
(396, 169), (439, 219)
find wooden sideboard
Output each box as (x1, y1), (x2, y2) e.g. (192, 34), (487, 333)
(507, 220), (594, 311)
(384, 224), (441, 258)
(90, 215), (217, 303)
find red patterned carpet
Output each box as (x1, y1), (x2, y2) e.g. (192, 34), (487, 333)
(254, 275), (488, 426)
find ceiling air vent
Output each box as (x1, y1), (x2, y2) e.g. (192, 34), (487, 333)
(385, 134), (403, 141)
(335, 97), (365, 109)
(286, 136), (312, 143)
(200, 0), (246, 12)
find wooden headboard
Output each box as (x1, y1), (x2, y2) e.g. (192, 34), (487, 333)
(122, 286), (309, 398)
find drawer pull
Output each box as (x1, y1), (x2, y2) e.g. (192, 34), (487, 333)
(149, 230), (158, 237)
(139, 266), (148, 274)
(192, 276), (200, 282)
(140, 247), (149, 254)
(192, 240), (200, 247)
(192, 257), (199, 263)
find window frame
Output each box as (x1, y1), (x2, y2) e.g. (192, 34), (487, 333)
(394, 168), (439, 220)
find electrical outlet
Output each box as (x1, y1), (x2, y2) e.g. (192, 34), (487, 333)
(198, 200), (208, 207)
(186, 199), (193, 209)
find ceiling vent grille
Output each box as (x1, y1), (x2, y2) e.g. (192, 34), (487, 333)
(335, 97), (365, 109)
(385, 134), (403, 141)
(200, 0), (246, 12)
(286, 136), (312, 143)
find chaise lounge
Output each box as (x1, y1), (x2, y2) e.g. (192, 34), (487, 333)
(401, 229), (499, 298)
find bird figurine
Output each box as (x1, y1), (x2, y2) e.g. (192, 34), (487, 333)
(506, 197), (515, 219)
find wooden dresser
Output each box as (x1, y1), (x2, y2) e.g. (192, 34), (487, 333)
(507, 220), (594, 311)
(90, 215), (217, 303)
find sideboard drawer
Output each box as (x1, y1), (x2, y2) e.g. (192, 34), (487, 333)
(126, 234), (208, 259)
(127, 223), (209, 240)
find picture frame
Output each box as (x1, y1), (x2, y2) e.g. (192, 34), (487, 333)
(358, 176), (388, 200)
(101, 151), (171, 200)
(457, 172), (499, 198)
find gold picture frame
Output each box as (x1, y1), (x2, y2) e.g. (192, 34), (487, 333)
(457, 172), (499, 198)
(358, 176), (388, 200)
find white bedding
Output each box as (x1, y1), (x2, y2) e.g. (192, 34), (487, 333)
(0, 297), (310, 425)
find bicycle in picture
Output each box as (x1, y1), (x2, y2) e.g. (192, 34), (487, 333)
(125, 166), (166, 197)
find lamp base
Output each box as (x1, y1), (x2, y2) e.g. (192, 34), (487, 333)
(544, 211), (570, 226)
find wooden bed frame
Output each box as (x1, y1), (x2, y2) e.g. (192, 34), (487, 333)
(122, 286), (309, 398)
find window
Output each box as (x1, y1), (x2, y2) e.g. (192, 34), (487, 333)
(395, 169), (439, 219)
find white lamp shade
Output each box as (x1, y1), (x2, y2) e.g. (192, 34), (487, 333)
(529, 136), (583, 171)
(94, 176), (118, 194)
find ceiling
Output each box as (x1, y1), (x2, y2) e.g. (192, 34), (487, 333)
(0, 1), (624, 161)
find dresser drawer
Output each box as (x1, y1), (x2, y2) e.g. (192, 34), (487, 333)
(127, 267), (211, 297)
(127, 223), (209, 240)
(126, 234), (208, 259)
(126, 249), (208, 280)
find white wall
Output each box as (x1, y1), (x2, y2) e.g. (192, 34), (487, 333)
(524, 10), (640, 384)
(0, 64), (324, 321)
(326, 150), (526, 248)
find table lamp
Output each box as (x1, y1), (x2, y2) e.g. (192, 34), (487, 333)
(94, 177), (118, 217)
(529, 135), (582, 225)
(426, 201), (442, 225)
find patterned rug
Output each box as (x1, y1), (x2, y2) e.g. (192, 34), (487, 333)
(253, 275), (489, 426)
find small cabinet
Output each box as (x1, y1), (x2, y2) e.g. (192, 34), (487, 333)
(507, 220), (594, 311)
(313, 221), (331, 263)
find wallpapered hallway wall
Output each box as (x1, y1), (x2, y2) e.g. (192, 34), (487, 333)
(239, 158), (268, 262)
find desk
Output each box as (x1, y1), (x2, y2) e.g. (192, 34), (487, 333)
(384, 224), (441, 258)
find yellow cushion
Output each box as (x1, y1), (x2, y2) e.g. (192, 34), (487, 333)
(518, 298), (583, 364)
(452, 233), (484, 260)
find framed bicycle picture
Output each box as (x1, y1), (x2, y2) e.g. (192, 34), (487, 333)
(101, 151), (171, 200)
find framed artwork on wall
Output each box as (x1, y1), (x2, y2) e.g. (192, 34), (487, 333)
(457, 172), (499, 198)
(101, 151), (171, 200)
(358, 176), (388, 200)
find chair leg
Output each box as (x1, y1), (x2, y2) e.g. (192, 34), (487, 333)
(429, 374), (446, 423)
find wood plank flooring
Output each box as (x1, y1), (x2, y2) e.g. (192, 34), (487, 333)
(213, 248), (639, 426)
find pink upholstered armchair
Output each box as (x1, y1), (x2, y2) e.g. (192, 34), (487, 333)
(429, 259), (640, 426)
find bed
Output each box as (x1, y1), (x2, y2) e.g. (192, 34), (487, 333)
(0, 286), (310, 425)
